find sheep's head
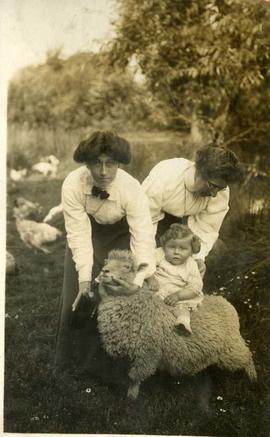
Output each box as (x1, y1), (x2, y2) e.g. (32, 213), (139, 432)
(97, 250), (155, 298)
(99, 250), (136, 285)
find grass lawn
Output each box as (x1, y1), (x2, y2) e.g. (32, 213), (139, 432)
(4, 145), (270, 436)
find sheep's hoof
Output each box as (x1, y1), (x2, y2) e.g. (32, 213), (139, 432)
(246, 363), (257, 382)
(127, 383), (140, 400)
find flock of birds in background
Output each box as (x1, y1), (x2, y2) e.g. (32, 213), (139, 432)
(10, 155), (60, 181)
(7, 154), (63, 276)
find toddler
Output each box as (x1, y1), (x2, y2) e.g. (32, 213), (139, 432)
(155, 223), (203, 334)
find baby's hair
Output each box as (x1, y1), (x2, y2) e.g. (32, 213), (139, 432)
(160, 223), (201, 254)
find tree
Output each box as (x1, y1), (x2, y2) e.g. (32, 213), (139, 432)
(8, 50), (156, 131)
(110, 0), (270, 157)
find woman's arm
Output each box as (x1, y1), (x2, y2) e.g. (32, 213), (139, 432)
(188, 188), (230, 260)
(125, 181), (156, 287)
(142, 168), (164, 226)
(62, 175), (93, 284)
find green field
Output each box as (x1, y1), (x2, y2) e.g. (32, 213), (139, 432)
(5, 133), (270, 436)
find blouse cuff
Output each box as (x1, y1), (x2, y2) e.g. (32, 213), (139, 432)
(78, 265), (92, 283)
(133, 271), (146, 288)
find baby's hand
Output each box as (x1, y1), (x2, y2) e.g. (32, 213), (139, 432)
(164, 292), (180, 306)
(144, 275), (159, 291)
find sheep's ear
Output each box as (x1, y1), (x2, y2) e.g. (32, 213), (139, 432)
(14, 198), (19, 207)
(104, 258), (108, 265)
(137, 263), (148, 272)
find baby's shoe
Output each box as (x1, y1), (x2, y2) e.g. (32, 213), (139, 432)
(175, 317), (192, 335)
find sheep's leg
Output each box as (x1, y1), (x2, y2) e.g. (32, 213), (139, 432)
(244, 356), (257, 382)
(217, 338), (257, 381)
(127, 381), (140, 400)
(127, 353), (160, 400)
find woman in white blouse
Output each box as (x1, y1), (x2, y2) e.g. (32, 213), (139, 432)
(55, 131), (156, 373)
(142, 145), (242, 276)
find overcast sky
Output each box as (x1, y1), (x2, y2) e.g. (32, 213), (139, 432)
(1, 0), (116, 82)
(0, 0), (117, 203)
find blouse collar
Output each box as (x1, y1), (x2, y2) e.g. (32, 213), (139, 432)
(81, 166), (118, 201)
(184, 163), (196, 192)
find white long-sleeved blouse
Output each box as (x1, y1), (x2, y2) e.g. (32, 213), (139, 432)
(142, 158), (230, 260)
(62, 165), (156, 284)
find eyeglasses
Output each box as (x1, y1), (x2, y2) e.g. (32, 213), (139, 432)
(206, 181), (227, 192)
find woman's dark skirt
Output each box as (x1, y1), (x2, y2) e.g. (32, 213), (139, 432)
(54, 215), (130, 375)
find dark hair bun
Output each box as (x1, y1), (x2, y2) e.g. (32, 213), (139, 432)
(73, 131), (131, 164)
(195, 144), (243, 183)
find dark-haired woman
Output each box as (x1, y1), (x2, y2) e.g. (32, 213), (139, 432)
(142, 144), (242, 276)
(55, 131), (156, 374)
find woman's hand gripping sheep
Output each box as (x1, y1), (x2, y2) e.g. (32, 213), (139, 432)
(72, 281), (95, 312)
(69, 282), (96, 329)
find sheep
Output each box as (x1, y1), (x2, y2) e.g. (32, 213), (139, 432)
(6, 251), (19, 275)
(10, 168), (28, 182)
(97, 250), (257, 400)
(32, 155), (59, 178)
(13, 197), (62, 254)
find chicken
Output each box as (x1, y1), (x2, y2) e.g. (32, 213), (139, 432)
(10, 168), (28, 182)
(13, 197), (62, 253)
(13, 197), (43, 221)
(6, 251), (19, 275)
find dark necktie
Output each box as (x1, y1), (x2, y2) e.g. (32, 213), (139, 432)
(91, 185), (110, 200)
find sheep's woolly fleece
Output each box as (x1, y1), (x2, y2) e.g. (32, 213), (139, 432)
(98, 291), (256, 379)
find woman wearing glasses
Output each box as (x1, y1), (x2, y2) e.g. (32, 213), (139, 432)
(142, 144), (242, 277)
(55, 131), (156, 375)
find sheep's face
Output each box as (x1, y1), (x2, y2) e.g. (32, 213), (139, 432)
(98, 250), (136, 286)
(99, 258), (135, 284)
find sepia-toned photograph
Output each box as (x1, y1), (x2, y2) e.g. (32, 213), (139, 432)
(2, 0), (270, 436)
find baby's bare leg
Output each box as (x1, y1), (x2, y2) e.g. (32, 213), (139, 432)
(174, 306), (192, 333)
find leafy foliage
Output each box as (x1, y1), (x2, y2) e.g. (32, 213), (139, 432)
(111, 0), (270, 158)
(8, 51), (158, 131)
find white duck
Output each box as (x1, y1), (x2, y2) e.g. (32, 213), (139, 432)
(32, 155), (59, 178)
(10, 168), (28, 182)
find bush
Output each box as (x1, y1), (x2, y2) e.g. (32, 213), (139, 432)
(8, 51), (160, 132)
